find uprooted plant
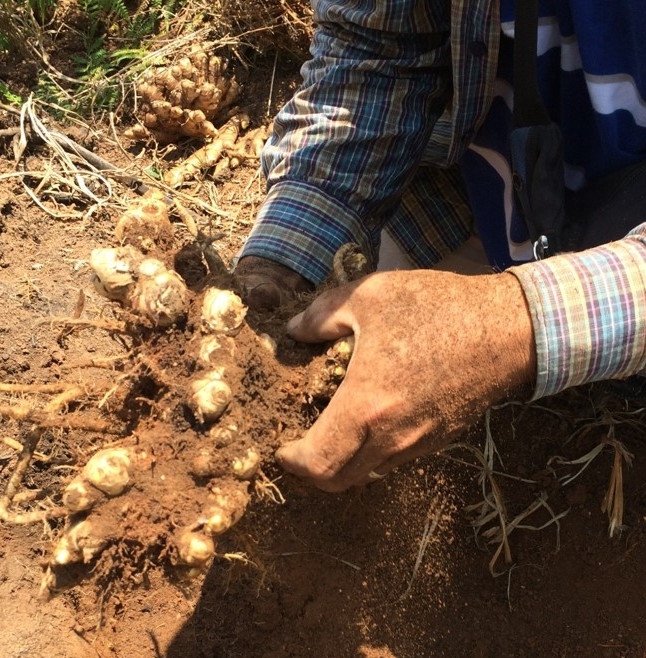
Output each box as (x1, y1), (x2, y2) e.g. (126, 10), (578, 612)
(0, 175), (362, 598)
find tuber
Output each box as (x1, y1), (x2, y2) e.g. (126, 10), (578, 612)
(53, 520), (108, 565)
(232, 449), (261, 480)
(188, 368), (232, 424)
(83, 448), (131, 496)
(131, 268), (188, 327)
(164, 113), (249, 187)
(198, 334), (236, 366)
(201, 288), (247, 335)
(62, 477), (104, 513)
(177, 529), (215, 567)
(202, 484), (250, 536)
(124, 43), (240, 144)
(90, 246), (142, 301)
(114, 190), (173, 253)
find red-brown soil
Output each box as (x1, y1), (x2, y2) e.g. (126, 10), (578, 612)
(0, 53), (645, 658)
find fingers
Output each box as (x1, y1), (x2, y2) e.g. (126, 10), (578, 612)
(276, 382), (368, 492)
(287, 282), (359, 343)
(354, 440), (435, 487)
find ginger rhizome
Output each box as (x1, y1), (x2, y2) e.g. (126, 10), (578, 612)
(123, 43), (271, 187)
(125, 44), (240, 143)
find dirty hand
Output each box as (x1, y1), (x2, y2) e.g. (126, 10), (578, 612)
(276, 270), (536, 491)
(233, 256), (313, 310)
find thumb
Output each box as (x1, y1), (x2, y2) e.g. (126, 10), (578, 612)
(287, 283), (359, 343)
(275, 381), (366, 491)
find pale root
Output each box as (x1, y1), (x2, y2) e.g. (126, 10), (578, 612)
(83, 448), (131, 496)
(188, 369), (232, 423)
(62, 477), (103, 513)
(52, 520), (108, 565)
(201, 288), (247, 335)
(114, 190), (172, 252)
(232, 449), (261, 480)
(210, 484), (250, 527)
(130, 270), (188, 327)
(177, 530), (215, 567)
(202, 505), (231, 535)
(191, 448), (220, 477)
(90, 246), (142, 300)
(209, 424), (239, 447)
(198, 334), (236, 366)
(138, 258), (167, 279)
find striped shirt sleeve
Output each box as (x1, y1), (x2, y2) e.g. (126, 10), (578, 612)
(509, 223), (646, 399)
(240, 0), (453, 284)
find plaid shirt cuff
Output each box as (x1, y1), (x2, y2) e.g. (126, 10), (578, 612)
(509, 230), (646, 400)
(240, 181), (376, 285)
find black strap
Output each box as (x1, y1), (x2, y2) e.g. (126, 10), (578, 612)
(513, 0), (551, 128)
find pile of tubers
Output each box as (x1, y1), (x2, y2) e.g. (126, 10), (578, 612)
(48, 190), (265, 576)
(124, 42), (240, 143)
(124, 41), (271, 188)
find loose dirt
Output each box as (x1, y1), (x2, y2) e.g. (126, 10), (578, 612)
(0, 54), (645, 658)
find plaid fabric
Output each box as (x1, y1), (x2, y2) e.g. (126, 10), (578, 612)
(242, 0), (646, 399)
(510, 224), (646, 399)
(242, 0), (499, 282)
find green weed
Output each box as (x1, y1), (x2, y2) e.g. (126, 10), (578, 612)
(1, 0), (186, 114)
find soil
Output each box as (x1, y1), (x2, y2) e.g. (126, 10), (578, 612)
(0, 43), (645, 658)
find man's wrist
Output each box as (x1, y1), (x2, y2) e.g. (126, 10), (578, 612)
(487, 273), (537, 393)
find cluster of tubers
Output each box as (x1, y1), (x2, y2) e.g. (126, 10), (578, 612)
(308, 336), (355, 399)
(48, 186), (265, 575)
(123, 41), (271, 188)
(124, 43), (240, 143)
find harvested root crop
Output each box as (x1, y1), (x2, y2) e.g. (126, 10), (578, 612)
(200, 483), (250, 536)
(62, 478), (105, 513)
(83, 448), (131, 496)
(124, 43), (240, 144)
(131, 268), (189, 327)
(114, 190), (173, 253)
(53, 520), (110, 566)
(198, 335), (236, 366)
(177, 530), (215, 567)
(90, 246), (142, 301)
(188, 369), (233, 424)
(91, 250), (189, 327)
(164, 113), (251, 188)
(232, 449), (261, 480)
(0, 191), (354, 601)
(308, 336), (355, 399)
(201, 287), (247, 335)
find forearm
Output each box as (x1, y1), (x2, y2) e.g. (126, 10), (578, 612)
(509, 223), (646, 399)
(242, 0), (452, 284)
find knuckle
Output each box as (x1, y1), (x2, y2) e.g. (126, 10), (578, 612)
(307, 453), (340, 481)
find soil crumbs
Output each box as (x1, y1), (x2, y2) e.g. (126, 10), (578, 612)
(0, 79), (646, 658)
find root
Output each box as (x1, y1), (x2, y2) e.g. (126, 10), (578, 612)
(0, 405), (118, 432)
(164, 113), (250, 188)
(2, 437), (50, 462)
(39, 317), (129, 333)
(399, 496), (446, 600)
(62, 353), (131, 369)
(124, 44), (241, 144)
(0, 383), (121, 524)
(254, 470), (286, 505)
(0, 383), (78, 394)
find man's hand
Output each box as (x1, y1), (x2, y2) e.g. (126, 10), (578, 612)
(277, 270), (536, 491)
(234, 256), (313, 311)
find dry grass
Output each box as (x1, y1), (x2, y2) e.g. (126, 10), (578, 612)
(205, 0), (312, 57)
(438, 396), (645, 576)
